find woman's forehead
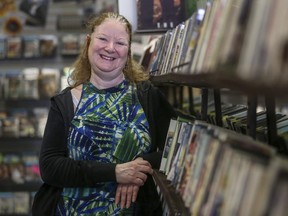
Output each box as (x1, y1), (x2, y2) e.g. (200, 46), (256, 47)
(94, 20), (129, 38)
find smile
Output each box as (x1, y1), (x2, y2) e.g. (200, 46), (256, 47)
(100, 54), (115, 61)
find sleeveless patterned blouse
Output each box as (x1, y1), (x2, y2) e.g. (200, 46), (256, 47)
(55, 80), (151, 215)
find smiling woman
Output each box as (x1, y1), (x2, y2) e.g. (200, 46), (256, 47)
(32, 12), (177, 216)
(70, 12), (149, 89)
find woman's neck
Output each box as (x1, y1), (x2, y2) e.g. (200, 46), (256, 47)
(90, 71), (125, 89)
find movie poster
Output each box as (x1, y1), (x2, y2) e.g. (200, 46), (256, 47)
(19, 0), (50, 26)
(137, 0), (185, 32)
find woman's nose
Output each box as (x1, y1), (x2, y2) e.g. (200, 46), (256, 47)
(105, 41), (115, 52)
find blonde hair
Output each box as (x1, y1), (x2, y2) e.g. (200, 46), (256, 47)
(68, 12), (148, 88)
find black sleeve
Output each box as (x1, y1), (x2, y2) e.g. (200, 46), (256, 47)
(138, 82), (177, 169)
(39, 96), (117, 188)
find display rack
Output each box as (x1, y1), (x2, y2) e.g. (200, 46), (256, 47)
(147, 2), (288, 208)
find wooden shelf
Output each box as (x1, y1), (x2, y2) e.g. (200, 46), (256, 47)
(150, 73), (288, 97)
(2, 99), (50, 108)
(0, 181), (42, 192)
(0, 137), (42, 152)
(152, 170), (190, 216)
(0, 57), (75, 71)
(150, 73), (213, 88)
(0, 214), (30, 216)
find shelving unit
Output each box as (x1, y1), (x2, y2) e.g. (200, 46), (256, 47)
(0, 138), (42, 152)
(153, 170), (189, 216)
(146, 1), (288, 214)
(150, 73), (288, 97)
(150, 71), (288, 215)
(0, 97), (49, 215)
(151, 73), (288, 152)
(1, 99), (51, 109)
(0, 182), (42, 193)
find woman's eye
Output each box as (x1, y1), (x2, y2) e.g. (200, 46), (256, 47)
(117, 42), (126, 46)
(98, 37), (107, 41)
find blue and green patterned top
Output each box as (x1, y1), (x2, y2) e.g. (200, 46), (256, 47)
(55, 80), (151, 215)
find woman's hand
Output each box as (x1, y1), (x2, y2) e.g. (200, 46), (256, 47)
(115, 184), (139, 209)
(115, 157), (153, 186)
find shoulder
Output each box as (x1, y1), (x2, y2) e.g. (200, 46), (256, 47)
(50, 87), (74, 113)
(136, 80), (157, 93)
(136, 80), (166, 108)
(50, 87), (75, 122)
(52, 87), (72, 102)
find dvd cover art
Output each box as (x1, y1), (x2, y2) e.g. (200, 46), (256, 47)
(39, 35), (58, 58)
(13, 192), (30, 214)
(0, 192), (30, 214)
(22, 67), (40, 99)
(22, 152), (41, 182)
(4, 70), (23, 99)
(3, 153), (25, 184)
(38, 68), (60, 98)
(0, 152), (10, 181)
(23, 36), (40, 58)
(60, 34), (79, 56)
(0, 193), (14, 214)
(9, 108), (36, 137)
(0, 112), (8, 137)
(137, 0), (185, 31)
(1, 116), (20, 138)
(6, 37), (22, 59)
(32, 107), (48, 137)
(19, 116), (36, 137)
(0, 37), (6, 59)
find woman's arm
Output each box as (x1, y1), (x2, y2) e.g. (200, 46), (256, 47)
(39, 97), (117, 187)
(40, 96), (152, 188)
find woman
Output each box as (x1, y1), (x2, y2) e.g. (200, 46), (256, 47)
(32, 12), (176, 215)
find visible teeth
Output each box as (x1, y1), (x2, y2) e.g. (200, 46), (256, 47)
(101, 55), (114, 60)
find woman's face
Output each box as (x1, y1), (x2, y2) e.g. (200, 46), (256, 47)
(88, 19), (129, 79)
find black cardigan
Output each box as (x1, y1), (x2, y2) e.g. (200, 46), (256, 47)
(32, 81), (176, 215)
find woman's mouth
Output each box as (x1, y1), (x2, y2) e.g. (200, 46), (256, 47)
(100, 54), (115, 61)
